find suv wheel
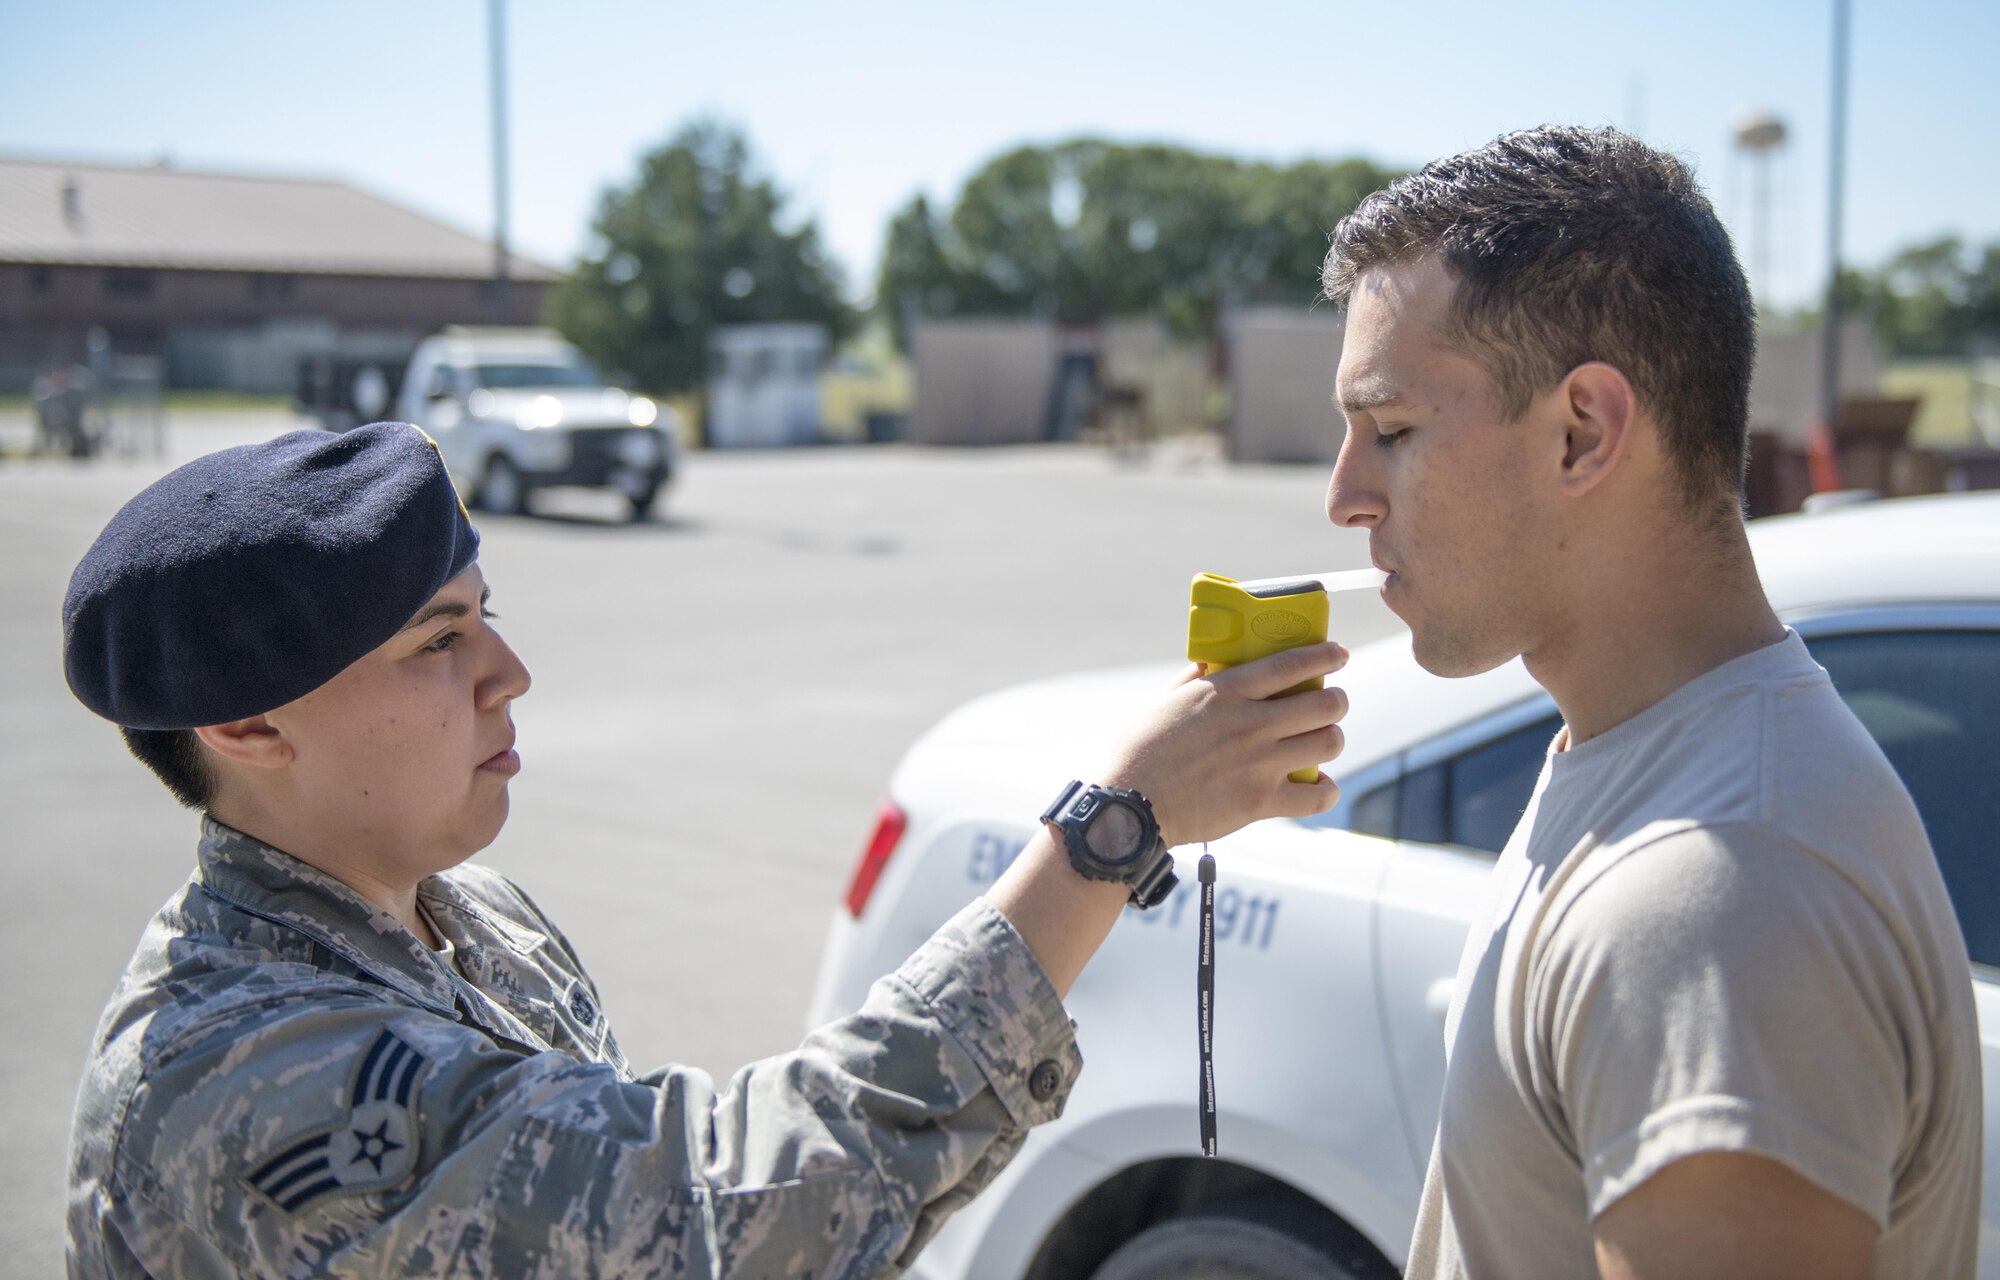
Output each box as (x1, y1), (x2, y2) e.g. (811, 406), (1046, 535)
(476, 456), (528, 516)
(626, 482), (661, 522)
(1091, 1207), (1372, 1280)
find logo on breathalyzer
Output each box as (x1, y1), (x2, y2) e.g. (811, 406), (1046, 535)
(1250, 610), (1312, 644)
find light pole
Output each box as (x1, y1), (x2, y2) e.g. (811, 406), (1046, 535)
(489, 0), (512, 324)
(1819, 0), (1851, 445)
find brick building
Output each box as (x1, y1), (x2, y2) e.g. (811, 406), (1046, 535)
(0, 155), (561, 391)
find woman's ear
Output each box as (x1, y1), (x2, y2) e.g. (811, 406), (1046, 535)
(192, 716), (293, 770)
(1557, 361), (1637, 498)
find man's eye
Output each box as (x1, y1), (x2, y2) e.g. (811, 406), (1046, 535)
(1376, 428), (1411, 448)
(425, 630), (460, 654)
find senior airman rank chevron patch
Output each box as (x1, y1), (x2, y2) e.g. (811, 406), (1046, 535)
(242, 1028), (428, 1214)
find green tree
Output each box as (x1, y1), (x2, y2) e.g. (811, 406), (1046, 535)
(1069, 142), (1246, 333)
(1972, 243), (2000, 340)
(1827, 236), (2000, 358)
(1240, 157), (1404, 305)
(876, 139), (1400, 346)
(551, 120), (853, 394)
(877, 195), (964, 348)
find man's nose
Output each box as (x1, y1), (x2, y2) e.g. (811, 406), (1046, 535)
(1326, 427), (1385, 529)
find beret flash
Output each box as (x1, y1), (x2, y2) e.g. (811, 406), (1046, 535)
(63, 422), (480, 729)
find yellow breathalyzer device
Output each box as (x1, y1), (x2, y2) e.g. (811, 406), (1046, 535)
(1187, 574), (1330, 784)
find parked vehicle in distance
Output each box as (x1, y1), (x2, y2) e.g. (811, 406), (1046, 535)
(388, 326), (677, 520)
(809, 491), (2000, 1280)
(294, 352), (405, 436)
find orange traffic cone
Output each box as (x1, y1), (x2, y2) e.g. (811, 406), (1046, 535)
(1806, 418), (1843, 493)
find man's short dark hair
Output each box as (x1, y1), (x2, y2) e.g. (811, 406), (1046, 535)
(1322, 125), (1756, 509)
(120, 727), (214, 810)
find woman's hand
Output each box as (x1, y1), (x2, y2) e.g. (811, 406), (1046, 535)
(1099, 640), (1351, 848)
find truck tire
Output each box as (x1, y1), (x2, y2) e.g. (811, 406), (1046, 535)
(476, 456), (528, 516)
(626, 482), (661, 522)
(1090, 1206), (1372, 1280)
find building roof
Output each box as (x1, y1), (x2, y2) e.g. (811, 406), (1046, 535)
(0, 155), (562, 281)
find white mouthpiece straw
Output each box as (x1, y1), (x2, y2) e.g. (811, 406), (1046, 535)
(1236, 568), (1387, 595)
(1308, 568), (1389, 593)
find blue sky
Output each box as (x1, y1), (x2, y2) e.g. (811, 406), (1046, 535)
(3, 0), (1993, 310)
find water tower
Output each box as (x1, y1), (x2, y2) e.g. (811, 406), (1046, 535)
(1734, 112), (1789, 306)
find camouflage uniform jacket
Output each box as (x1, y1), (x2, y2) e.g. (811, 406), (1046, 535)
(68, 819), (1083, 1278)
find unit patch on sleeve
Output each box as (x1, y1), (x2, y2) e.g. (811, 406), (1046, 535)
(242, 1028), (429, 1214)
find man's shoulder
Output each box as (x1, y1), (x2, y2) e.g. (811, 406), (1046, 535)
(1650, 660), (1932, 905)
(1758, 668), (1928, 848)
(1555, 821), (1859, 934)
(1548, 647), (1921, 870)
(1538, 815), (1963, 1030)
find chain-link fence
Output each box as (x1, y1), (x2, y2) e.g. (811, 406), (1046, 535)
(3, 330), (166, 459)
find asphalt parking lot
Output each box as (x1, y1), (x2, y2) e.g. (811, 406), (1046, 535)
(0, 412), (1393, 1270)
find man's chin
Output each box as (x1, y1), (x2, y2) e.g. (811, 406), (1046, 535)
(1409, 626), (1519, 679)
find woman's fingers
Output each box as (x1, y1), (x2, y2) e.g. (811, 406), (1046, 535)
(1260, 683), (1350, 738)
(1209, 641), (1349, 700)
(1272, 772), (1342, 818)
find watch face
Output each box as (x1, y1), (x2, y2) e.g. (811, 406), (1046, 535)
(1083, 798), (1147, 865)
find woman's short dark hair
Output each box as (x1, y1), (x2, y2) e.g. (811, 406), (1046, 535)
(1322, 125), (1756, 512)
(119, 727), (215, 811)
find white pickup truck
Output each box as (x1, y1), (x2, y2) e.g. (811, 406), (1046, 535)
(391, 326), (677, 520)
(808, 491), (2000, 1280)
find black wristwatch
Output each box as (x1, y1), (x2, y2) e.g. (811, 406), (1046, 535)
(1040, 780), (1178, 909)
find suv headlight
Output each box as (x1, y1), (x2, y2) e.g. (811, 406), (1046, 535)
(627, 396), (659, 427)
(517, 395), (564, 430)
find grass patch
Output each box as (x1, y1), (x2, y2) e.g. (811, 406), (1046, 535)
(1881, 361), (1976, 448)
(0, 390), (293, 414)
(162, 391), (294, 413)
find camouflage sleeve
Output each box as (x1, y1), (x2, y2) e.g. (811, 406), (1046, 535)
(105, 899), (1079, 1278)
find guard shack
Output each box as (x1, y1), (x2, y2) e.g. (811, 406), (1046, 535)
(706, 323), (827, 447)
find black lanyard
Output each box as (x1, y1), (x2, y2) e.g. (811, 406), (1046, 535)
(1197, 850), (1217, 1157)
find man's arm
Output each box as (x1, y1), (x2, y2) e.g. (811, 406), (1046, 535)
(1594, 1151), (1879, 1280)
(1539, 826), (1913, 1280)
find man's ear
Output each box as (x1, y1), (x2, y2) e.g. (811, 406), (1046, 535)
(192, 716), (293, 770)
(1556, 361), (1637, 498)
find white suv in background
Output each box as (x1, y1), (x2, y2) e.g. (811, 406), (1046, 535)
(395, 326), (678, 520)
(809, 491), (2000, 1280)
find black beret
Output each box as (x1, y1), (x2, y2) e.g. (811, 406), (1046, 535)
(63, 422), (480, 729)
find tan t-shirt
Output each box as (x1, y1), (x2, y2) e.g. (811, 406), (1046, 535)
(1406, 632), (1981, 1279)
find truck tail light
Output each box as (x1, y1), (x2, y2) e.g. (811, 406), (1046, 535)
(844, 800), (908, 918)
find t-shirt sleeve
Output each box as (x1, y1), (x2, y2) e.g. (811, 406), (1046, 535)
(1533, 822), (1919, 1226)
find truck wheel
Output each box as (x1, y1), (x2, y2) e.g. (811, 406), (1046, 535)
(1091, 1206), (1372, 1280)
(476, 456), (528, 516)
(626, 483), (661, 522)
